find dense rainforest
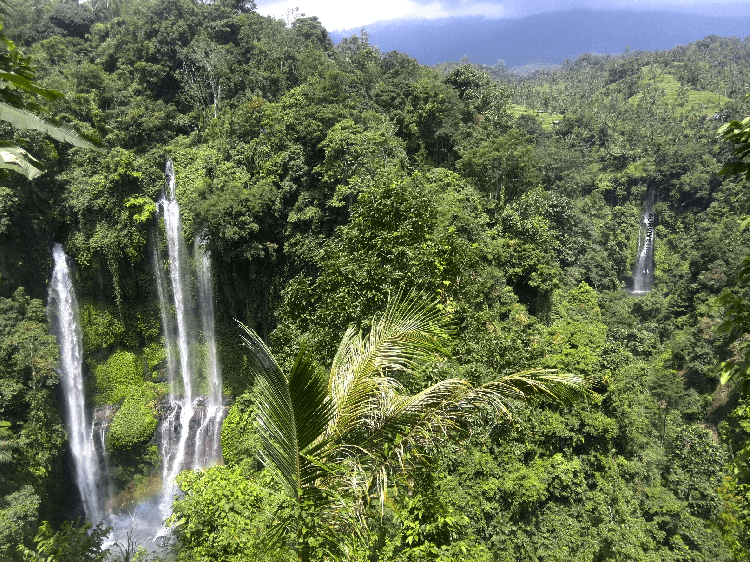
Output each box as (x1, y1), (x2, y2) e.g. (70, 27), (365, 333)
(1, 0), (750, 560)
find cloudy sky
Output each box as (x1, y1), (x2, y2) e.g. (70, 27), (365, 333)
(254, 0), (750, 31)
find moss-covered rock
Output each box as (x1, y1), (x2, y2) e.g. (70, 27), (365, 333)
(94, 350), (144, 404)
(107, 394), (157, 452)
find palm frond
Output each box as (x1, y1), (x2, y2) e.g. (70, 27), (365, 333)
(287, 348), (334, 486)
(0, 420), (16, 464)
(0, 102), (102, 149)
(328, 292), (451, 440)
(0, 71), (62, 101)
(239, 322), (333, 496)
(478, 369), (592, 413)
(240, 323), (300, 495)
(240, 294), (594, 558)
(333, 370), (591, 513)
(0, 3), (10, 22)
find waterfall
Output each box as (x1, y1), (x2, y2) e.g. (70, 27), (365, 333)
(158, 159), (196, 517)
(154, 160), (224, 520)
(104, 161), (225, 549)
(631, 190), (656, 294)
(196, 238), (223, 465)
(48, 244), (104, 523)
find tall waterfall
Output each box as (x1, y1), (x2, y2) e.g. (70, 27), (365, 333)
(48, 244), (104, 523)
(155, 160), (224, 520)
(632, 190), (656, 294)
(195, 237), (223, 466)
(158, 159), (196, 516)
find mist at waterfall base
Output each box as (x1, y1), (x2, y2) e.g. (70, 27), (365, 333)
(629, 191), (656, 295)
(48, 161), (226, 552)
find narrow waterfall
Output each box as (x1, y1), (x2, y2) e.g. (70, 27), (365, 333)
(196, 237), (223, 466)
(631, 190), (656, 294)
(155, 160), (224, 520)
(48, 244), (104, 523)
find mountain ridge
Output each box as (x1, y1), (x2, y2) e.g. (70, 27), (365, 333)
(329, 8), (750, 66)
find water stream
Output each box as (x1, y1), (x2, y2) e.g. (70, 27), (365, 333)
(196, 237), (223, 466)
(152, 159), (225, 526)
(53, 161), (226, 549)
(48, 244), (106, 524)
(631, 190), (656, 295)
(158, 159), (197, 519)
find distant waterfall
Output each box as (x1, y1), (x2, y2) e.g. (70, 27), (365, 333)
(632, 190), (656, 294)
(155, 160), (224, 519)
(48, 244), (104, 523)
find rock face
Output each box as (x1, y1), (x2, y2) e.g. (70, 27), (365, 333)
(154, 397), (228, 473)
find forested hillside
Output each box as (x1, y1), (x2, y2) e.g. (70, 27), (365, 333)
(1, 1), (750, 560)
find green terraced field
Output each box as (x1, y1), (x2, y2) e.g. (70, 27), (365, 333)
(628, 64), (731, 114)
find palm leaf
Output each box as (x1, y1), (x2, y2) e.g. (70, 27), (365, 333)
(239, 323), (333, 496)
(477, 369), (591, 414)
(0, 102), (101, 149)
(0, 141), (44, 179)
(0, 420), (16, 464)
(328, 292), (451, 440)
(240, 294), (594, 557)
(335, 369), (591, 512)
(0, 71), (62, 101)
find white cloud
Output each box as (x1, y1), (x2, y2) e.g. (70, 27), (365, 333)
(254, 0), (750, 31)
(255, 0), (427, 30)
(254, 0), (505, 30)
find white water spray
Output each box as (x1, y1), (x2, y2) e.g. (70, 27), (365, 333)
(196, 238), (223, 465)
(158, 160), (196, 516)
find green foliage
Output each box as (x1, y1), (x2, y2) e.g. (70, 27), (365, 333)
(79, 303), (126, 353)
(17, 520), (109, 562)
(0, 15), (100, 179)
(1, 5), (750, 559)
(106, 392), (157, 452)
(457, 129), (540, 202)
(0, 419), (15, 464)
(0, 287), (65, 554)
(170, 464), (290, 562)
(0, 486), (40, 556)
(220, 392), (258, 466)
(93, 350), (144, 404)
(719, 114), (750, 180)
(665, 425), (727, 520)
(543, 282), (608, 378)
(376, 485), (492, 562)
(243, 294), (588, 560)
(276, 168), (489, 360)
(141, 342), (166, 374)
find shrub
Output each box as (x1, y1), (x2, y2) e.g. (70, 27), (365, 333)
(80, 303), (125, 352)
(107, 394), (157, 452)
(220, 393), (258, 466)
